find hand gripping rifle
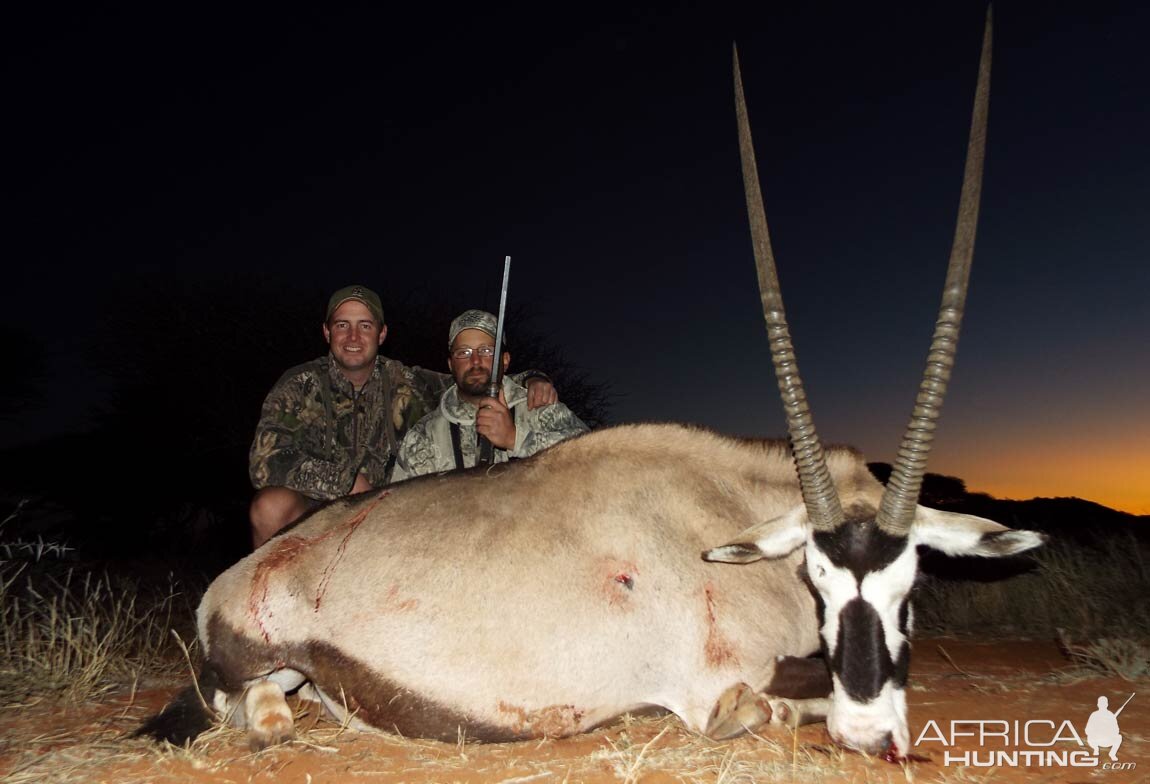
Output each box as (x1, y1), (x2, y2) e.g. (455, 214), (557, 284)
(477, 256), (511, 466)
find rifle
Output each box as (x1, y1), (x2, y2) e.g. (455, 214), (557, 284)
(477, 256), (511, 466)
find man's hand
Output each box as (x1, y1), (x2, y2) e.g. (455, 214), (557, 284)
(351, 472), (373, 494)
(525, 377), (558, 409)
(477, 389), (517, 449)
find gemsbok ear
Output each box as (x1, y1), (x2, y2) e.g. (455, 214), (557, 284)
(911, 507), (1047, 557)
(703, 505), (808, 563)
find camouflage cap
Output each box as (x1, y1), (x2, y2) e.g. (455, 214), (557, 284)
(448, 309), (508, 349)
(326, 284), (384, 324)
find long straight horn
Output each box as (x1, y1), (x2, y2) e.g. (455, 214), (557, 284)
(735, 46), (843, 532)
(876, 9), (993, 535)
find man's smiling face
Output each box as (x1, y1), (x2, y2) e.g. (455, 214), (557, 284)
(323, 299), (387, 380)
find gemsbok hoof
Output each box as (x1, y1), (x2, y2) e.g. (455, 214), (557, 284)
(245, 681), (295, 751)
(705, 682), (774, 739)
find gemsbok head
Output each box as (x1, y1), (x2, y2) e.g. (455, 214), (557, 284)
(705, 9), (1045, 756)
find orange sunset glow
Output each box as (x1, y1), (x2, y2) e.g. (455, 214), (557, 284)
(930, 427), (1150, 517)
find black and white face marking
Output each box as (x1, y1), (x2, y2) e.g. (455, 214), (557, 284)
(805, 515), (917, 756)
(703, 500), (1044, 756)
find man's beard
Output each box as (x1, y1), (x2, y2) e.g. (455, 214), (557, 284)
(458, 368), (491, 397)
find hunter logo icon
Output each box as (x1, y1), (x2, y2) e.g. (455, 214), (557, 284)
(1086, 693), (1133, 762)
(913, 691), (1139, 770)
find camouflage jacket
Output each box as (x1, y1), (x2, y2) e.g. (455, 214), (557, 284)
(249, 354), (450, 500)
(390, 377), (588, 482)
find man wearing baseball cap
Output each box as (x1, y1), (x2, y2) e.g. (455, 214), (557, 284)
(390, 309), (588, 481)
(248, 287), (558, 548)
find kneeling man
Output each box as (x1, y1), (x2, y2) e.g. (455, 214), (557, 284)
(392, 309), (588, 480)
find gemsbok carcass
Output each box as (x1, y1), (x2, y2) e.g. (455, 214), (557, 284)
(139, 9), (1042, 758)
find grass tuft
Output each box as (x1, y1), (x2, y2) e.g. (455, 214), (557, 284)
(912, 533), (1150, 639)
(0, 562), (197, 705)
(1057, 631), (1150, 681)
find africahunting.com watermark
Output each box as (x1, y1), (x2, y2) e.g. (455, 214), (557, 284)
(914, 692), (1136, 770)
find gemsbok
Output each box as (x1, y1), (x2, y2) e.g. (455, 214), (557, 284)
(139, 9), (1042, 758)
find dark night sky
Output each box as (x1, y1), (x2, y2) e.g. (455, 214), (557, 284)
(4, 2), (1149, 513)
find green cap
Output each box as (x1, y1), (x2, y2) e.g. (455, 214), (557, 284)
(326, 284), (384, 324)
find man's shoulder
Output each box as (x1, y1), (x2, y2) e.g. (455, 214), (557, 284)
(376, 356), (413, 381)
(410, 403), (449, 433)
(380, 356), (449, 387)
(398, 406), (450, 454)
(269, 356), (329, 391)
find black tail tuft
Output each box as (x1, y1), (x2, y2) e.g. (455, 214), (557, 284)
(133, 665), (220, 746)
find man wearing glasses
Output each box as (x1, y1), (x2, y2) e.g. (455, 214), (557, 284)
(391, 309), (588, 481)
(248, 289), (558, 548)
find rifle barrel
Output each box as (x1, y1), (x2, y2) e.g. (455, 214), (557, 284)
(478, 256), (511, 466)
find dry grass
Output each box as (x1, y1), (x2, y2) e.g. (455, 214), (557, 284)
(0, 562), (195, 705)
(0, 694), (924, 784)
(1056, 632), (1150, 681)
(912, 533), (1150, 639)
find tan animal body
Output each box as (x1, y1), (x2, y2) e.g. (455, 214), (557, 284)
(197, 426), (872, 743)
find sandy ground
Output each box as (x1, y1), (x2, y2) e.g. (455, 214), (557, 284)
(1, 639), (1146, 784)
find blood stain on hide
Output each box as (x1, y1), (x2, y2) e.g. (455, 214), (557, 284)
(703, 582), (740, 669)
(381, 582), (419, 613)
(247, 495), (384, 640)
(598, 557), (640, 609)
(249, 535), (310, 642)
(314, 494), (385, 610)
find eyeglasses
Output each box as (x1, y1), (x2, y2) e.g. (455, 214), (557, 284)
(450, 345), (496, 360)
